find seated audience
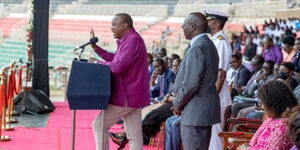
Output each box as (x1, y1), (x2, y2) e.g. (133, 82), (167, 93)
(246, 80), (298, 149)
(293, 38), (300, 77)
(150, 58), (175, 103)
(229, 53), (252, 97)
(282, 35), (296, 62)
(278, 62), (298, 90)
(274, 63), (281, 78)
(244, 37), (257, 61)
(293, 85), (300, 102)
(171, 58), (181, 73)
(168, 54), (180, 69)
(156, 47), (167, 58)
(147, 53), (154, 76)
(262, 37), (283, 64)
(232, 60), (275, 117)
(241, 55), (265, 97)
(162, 56), (169, 69)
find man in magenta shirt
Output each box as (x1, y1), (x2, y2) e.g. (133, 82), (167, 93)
(263, 37), (283, 64)
(89, 13), (150, 150)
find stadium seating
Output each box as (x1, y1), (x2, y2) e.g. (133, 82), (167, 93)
(0, 40), (76, 68)
(0, 17), (27, 37)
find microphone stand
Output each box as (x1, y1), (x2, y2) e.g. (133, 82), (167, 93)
(70, 45), (86, 150)
(73, 47), (85, 60)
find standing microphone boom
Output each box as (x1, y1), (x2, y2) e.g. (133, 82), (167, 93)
(78, 37), (99, 49)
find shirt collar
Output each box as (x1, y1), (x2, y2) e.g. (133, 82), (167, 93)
(190, 33), (206, 46)
(117, 28), (135, 45)
(211, 30), (224, 40)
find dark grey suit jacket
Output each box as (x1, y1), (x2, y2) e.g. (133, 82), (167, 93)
(172, 35), (220, 126)
(233, 64), (252, 86)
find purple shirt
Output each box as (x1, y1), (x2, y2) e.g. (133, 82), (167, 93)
(263, 45), (283, 64)
(95, 29), (150, 108)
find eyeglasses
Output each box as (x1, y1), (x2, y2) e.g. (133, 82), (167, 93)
(181, 24), (191, 29)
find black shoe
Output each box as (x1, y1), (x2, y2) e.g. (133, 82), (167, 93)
(109, 132), (128, 149)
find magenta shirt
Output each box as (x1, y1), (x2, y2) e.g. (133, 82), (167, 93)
(95, 29), (150, 108)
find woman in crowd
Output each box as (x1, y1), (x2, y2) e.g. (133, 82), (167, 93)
(247, 80), (298, 149)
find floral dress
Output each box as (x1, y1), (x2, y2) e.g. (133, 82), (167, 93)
(249, 117), (294, 150)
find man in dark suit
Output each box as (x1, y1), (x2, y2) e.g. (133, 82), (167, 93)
(171, 12), (220, 150)
(229, 53), (252, 97)
(150, 58), (175, 103)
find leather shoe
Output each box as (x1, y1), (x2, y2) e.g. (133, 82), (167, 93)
(109, 132), (128, 149)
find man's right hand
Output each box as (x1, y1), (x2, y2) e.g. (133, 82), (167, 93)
(90, 27), (97, 49)
(150, 71), (158, 86)
(90, 27), (95, 38)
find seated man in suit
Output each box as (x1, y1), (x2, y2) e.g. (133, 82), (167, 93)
(233, 60), (276, 118)
(231, 55), (264, 117)
(229, 53), (252, 97)
(150, 58), (175, 103)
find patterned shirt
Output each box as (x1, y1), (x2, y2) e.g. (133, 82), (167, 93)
(249, 117), (294, 150)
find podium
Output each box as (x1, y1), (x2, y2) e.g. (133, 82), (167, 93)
(67, 60), (110, 150)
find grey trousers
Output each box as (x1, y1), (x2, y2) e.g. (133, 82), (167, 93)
(92, 104), (143, 150)
(181, 125), (212, 150)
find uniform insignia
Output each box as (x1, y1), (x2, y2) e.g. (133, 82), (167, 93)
(217, 35), (224, 40)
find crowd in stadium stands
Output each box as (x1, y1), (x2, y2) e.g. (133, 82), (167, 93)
(107, 16), (300, 150)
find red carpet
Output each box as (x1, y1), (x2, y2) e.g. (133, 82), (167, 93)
(0, 102), (161, 150)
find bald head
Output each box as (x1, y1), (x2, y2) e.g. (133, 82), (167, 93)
(115, 13), (133, 29)
(182, 12), (208, 40)
(188, 13), (208, 32)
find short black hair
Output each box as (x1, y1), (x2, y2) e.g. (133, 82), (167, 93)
(115, 13), (133, 28)
(232, 52), (242, 61)
(170, 53), (180, 60)
(257, 80), (298, 118)
(147, 53), (153, 62)
(282, 62), (295, 71)
(254, 55), (265, 65)
(265, 60), (275, 70)
(153, 58), (164, 66)
(158, 47), (167, 57)
(282, 35), (295, 46)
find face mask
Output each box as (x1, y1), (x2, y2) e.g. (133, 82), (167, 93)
(279, 72), (289, 80)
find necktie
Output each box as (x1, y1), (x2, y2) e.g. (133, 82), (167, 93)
(159, 76), (165, 97)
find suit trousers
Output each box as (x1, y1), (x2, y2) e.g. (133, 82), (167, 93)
(181, 125), (212, 150)
(92, 104), (142, 150)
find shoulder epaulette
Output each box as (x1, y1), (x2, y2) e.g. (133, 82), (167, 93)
(217, 35), (224, 40)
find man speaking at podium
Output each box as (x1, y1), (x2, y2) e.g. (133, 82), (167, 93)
(88, 13), (150, 150)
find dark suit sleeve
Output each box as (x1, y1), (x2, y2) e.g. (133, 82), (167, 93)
(236, 67), (252, 86)
(173, 46), (205, 111)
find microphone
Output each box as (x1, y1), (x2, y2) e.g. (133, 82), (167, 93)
(77, 37), (99, 49)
